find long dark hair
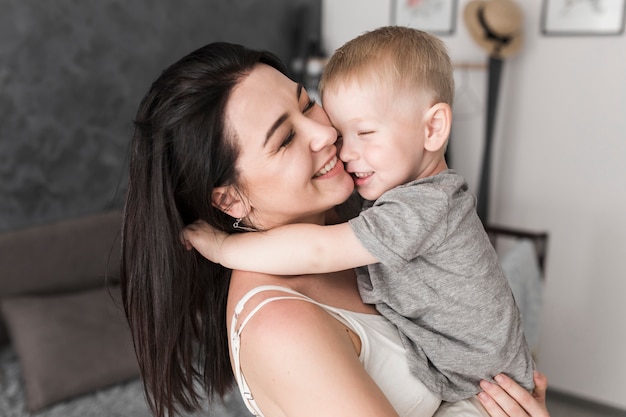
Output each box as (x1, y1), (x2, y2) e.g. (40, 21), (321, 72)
(120, 42), (287, 417)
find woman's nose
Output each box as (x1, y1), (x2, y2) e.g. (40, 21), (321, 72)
(309, 121), (338, 153)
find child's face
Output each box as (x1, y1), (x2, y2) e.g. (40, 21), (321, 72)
(323, 81), (430, 201)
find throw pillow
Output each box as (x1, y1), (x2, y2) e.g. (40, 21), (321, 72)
(0, 285), (139, 411)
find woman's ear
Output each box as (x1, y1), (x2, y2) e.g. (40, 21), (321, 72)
(211, 186), (249, 219)
(423, 102), (452, 152)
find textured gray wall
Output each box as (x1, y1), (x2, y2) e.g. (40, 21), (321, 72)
(0, 0), (319, 232)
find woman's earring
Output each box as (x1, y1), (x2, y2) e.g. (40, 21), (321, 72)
(233, 218), (257, 232)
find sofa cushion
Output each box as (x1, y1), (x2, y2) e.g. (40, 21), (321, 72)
(0, 210), (122, 297)
(0, 285), (139, 412)
(0, 209), (122, 346)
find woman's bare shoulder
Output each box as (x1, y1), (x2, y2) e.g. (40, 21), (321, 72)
(227, 276), (339, 347)
(237, 289), (338, 343)
(236, 294), (398, 417)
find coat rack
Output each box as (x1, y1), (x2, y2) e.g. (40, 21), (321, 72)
(476, 56), (503, 223)
(463, 0), (525, 224)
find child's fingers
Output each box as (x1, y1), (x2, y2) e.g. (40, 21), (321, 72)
(179, 229), (193, 250)
(180, 220), (207, 250)
(179, 220), (227, 262)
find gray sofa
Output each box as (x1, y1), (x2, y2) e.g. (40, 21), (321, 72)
(0, 210), (248, 416)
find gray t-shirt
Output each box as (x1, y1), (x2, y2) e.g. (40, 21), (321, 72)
(340, 170), (534, 401)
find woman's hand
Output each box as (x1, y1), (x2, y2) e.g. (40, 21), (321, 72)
(181, 220), (228, 264)
(478, 371), (550, 417)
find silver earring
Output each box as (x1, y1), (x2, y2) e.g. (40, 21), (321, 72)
(233, 218), (257, 232)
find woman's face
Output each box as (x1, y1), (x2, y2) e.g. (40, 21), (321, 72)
(225, 64), (354, 230)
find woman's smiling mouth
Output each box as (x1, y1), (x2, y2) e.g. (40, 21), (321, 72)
(314, 156), (338, 177)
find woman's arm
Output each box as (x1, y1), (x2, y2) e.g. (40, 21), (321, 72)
(183, 221), (377, 274)
(237, 297), (399, 417)
(478, 372), (550, 417)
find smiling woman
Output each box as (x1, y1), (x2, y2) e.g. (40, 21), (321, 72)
(220, 63), (353, 231)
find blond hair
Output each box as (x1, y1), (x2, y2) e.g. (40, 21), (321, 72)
(319, 26), (454, 107)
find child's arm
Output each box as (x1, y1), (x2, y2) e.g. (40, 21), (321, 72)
(183, 220), (378, 274)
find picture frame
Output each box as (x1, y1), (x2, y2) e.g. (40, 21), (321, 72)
(541, 0), (626, 35)
(391, 0), (458, 35)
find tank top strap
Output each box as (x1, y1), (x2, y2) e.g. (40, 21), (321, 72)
(230, 285), (316, 417)
(234, 284), (313, 321)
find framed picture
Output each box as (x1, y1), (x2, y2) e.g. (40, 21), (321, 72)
(542, 0), (626, 35)
(392, 0), (458, 35)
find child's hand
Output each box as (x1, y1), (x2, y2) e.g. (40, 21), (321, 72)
(182, 220), (228, 264)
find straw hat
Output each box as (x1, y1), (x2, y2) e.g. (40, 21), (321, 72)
(464, 0), (524, 58)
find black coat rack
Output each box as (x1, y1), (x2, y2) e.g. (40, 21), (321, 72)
(476, 56), (504, 224)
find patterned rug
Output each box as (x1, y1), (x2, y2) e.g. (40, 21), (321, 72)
(0, 347), (250, 417)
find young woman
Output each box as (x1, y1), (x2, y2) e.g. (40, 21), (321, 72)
(121, 42), (550, 417)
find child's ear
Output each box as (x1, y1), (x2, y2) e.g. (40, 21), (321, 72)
(211, 186), (249, 219)
(423, 102), (452, 152)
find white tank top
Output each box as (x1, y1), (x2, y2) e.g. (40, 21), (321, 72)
(230, 285), (441, 417)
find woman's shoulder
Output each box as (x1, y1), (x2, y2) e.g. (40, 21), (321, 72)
(229, 281), (358, 366)
(227, 281), (404, 417)
(241, 291), (342, 343)
(230, 282), (340, 338)
(231, 285), (364, 411)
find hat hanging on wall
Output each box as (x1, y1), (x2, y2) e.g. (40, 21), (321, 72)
(464, 0), (524, 59)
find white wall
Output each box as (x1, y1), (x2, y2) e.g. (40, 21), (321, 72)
(322, 0), (626, 409)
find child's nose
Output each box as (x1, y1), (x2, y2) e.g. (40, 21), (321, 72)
(338, 137), (357, 162)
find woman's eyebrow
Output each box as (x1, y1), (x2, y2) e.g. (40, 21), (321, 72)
(264, 83), (304, 146)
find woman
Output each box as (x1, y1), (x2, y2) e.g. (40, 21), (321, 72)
(120, 42), (550, 417)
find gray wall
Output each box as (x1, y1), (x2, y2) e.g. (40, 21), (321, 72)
(0, 0), (320, 232)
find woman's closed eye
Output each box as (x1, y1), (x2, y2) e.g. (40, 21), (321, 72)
(303, 98), (316, 113)
(280, 130), (295, 148)
(280, 99), (316, 149)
